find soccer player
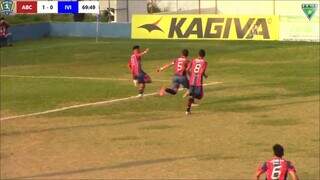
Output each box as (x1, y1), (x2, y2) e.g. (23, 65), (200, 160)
(185, 49), (208, 115)
(157, 49), (190, 96)
(128, 45), (152, 98)
(256, 144), (299, 180)
(0, 17), (13, 48)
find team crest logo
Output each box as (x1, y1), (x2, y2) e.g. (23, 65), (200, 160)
(138, 18), (163, 32)
(301, 3), (318, 20)
(0, 0), (14, 15)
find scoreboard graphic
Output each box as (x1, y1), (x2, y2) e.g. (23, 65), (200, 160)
(4, 0), (99, 14)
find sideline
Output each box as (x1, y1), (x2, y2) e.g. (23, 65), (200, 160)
(0, 82), (222, 121)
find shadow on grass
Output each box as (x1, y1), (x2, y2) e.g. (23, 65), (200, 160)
(248, 118), (301, 126)
(110, 136), (140, 141)
(210, 82), (282, 92)
(209, 99), (318, 113)
(204, 90), (318, 106)
(197, 154), (237, 161)
(2, 99), (317, 137)
(7, 155), (206, 179)
(139, 125), (177, 130)
(1, 116), (172, 137)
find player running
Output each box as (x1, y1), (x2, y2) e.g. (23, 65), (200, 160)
(185, 49), (208, 115)
(157, 49), (190, 96)
(128, 45), (152, 98)
(256, 144), (299, 180)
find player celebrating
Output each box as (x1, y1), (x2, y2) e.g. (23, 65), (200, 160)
(256, 144), (299, 180)
(157, 49), (190, 96)
(185, 49), (208, 115)
(128, 45), (152, 98)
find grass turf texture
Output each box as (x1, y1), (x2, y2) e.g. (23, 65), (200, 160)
(0, 38), (319, 179)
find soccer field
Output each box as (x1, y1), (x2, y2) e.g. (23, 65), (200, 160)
(0, 38), (319, 179)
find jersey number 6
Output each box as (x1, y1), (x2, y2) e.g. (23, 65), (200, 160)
(271, 166), (281, 179)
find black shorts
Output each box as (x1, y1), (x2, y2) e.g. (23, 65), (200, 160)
(189, 86), (203, 99)
(135, 71), (151, 84)
(172, 75), (189, 89)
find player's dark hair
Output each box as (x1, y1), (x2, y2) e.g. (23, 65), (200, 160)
(273, 144), (284, 157)
(0, 17), (4, 20)
(132, 45), (140, 50)
(199, 49), (206, 57)
(182, 49), (189, 57)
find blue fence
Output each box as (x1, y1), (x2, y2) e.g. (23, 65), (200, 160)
(9, 22), (131, 41)
(10, 23), (50, 41)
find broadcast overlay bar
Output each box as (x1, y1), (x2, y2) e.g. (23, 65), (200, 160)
(15, 1), (99, 14)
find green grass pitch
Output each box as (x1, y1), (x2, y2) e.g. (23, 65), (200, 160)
(0, 38), (319, 179)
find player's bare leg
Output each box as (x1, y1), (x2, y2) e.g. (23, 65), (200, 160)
(186, 97), (194, 115)
(138, 83), (145, 98)
(159, 86), (166, 96)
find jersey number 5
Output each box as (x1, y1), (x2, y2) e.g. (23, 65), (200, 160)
(177, 61), (183, 71)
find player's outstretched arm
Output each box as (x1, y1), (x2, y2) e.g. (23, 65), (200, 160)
(157, 63), (173, 72)
(255, 168), (265, 180)
(127, 61), (132, 71)
(255, 172), (262, 180)
(140, 48), (149, 56)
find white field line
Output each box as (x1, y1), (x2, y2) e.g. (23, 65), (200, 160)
(0, 75), (170, 82)
(0, 82), (222, 121)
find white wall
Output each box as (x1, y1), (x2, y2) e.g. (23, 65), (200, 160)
(217, 0), (273, 15)
(275, 0), (319, 16)
(157, 0), (215, 12)
(128, 0), (147, 21)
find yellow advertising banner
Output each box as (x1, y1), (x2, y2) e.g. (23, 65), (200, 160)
(132, 15), (279, 40)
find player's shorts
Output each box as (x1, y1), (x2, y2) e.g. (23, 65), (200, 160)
(189, 86), (203, 99)
(135, 71), (152, 84)
(172, 75), (189, 89)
